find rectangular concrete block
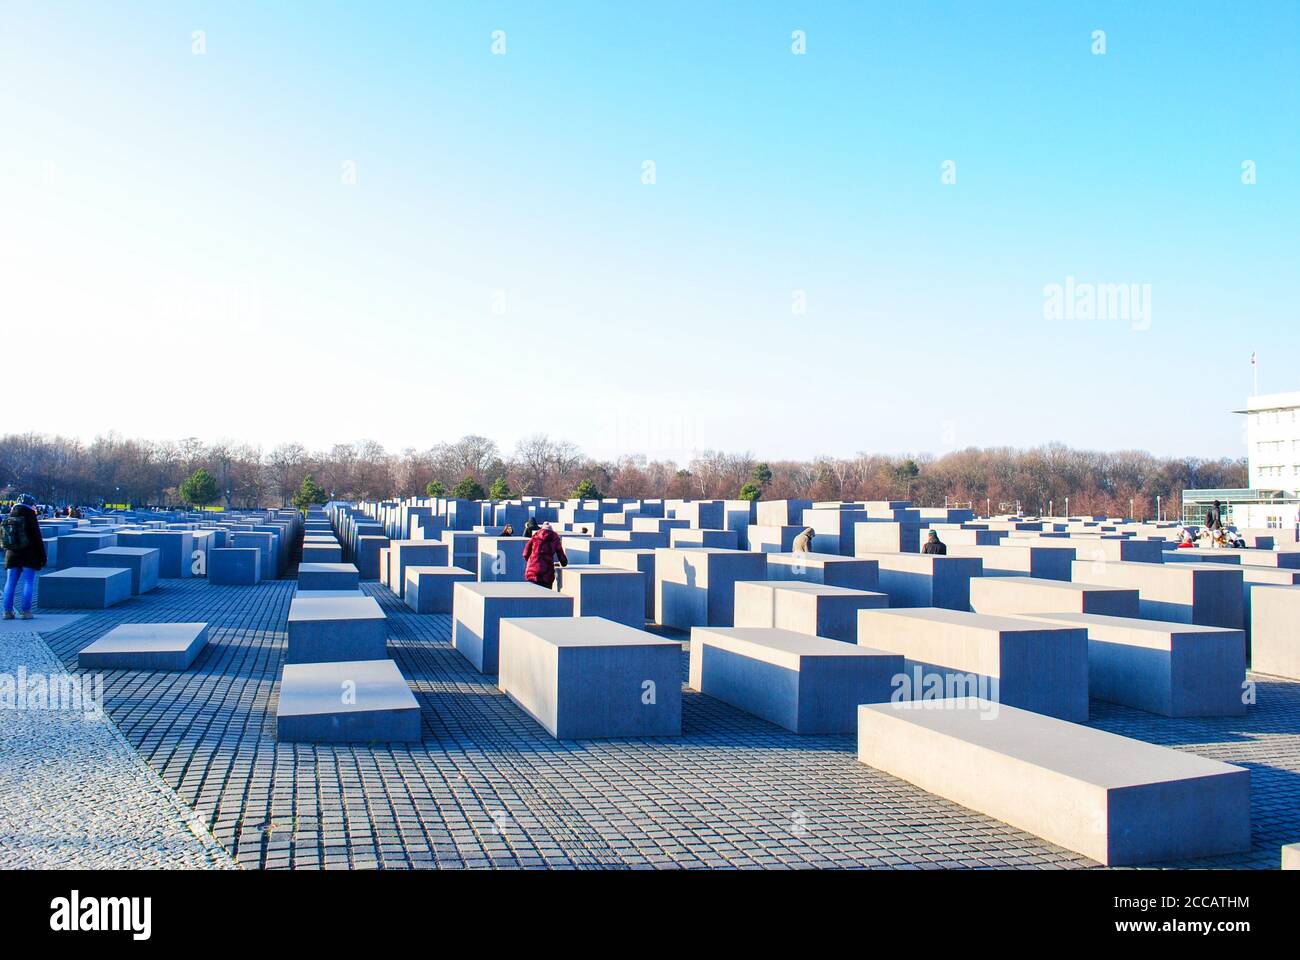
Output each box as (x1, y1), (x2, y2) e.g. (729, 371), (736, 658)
(277, 659), (420, 743)
(1250, 585), (1300, 680)
(209, 547), (261, 585)
(654, 548), (768, 629)
(733, 580), (889, 643)
(452, 582), (574, 673)
(404, 565), (476, 614)
(355, 535), (388, 581)
(555, 566), (646, 627)
(855, 552), (983, 610)
(37, 567), (132, 609)
(498, 616), (682, 739)
(765, 552), (879, 591)
(86, 546), (160, 595)
(600, 549), (656, 621)
(298, 562), (360, 592)
(690, 626), (902, 734)
(1009, 612), (1246, 717)
(78, 622), (209, 671)
(477, 537), (529, 582)
(1071, 560), (1243, 629)
(229, 531), (273, 582)
(387, 541), (449, 597)
(857, 608), (1089, 721)
(857, 698), (1250, 865)
(668, 528), (739, 550)
(745, 524), (804, 554)
(286, 595), (388, 664)
(969, 576), (1139, 618)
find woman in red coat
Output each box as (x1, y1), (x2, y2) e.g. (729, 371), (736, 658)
(522, 522), (567, 589)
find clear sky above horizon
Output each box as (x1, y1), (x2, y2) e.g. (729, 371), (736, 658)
(2, 2), (1296, 463)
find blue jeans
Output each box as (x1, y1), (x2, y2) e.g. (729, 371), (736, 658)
(3, 567), (37, 614)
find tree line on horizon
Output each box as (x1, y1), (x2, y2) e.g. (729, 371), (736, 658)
(0, 430), (1246, 519)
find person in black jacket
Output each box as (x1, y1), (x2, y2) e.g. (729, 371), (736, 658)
(921, 530), (947, 555)
(3, 494), (47, 620)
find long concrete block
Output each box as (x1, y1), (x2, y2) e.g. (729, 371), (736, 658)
(277, 659), (420, 743)
(764, 552), (879, 591)
(654, 548), (767, 629)
(733, 580), (888, 643)
(1071, 560), (1243, 629)
(56, 532), (119, 569)
(969, 576), (1139, 618)
(86, 546), (159, 595)
(1008, 611), (1246, 716)
(452, 582), (574, 674)
(498, 616), (681, 739)
(301, 542), (343, 564)
(948, 543), (1076, 581)
(855, 552), (982, 611)
(78, 622), (209, 671)
(857, 608), (1089, 721)
(690, 626), (901, 734)
(286, 595), (387, 664)
(1250, 585), (1300, 679)
(857, 698), (1250, 865)
(298, 562), (360, 592)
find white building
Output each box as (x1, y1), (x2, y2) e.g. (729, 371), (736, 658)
(1239, 390), (1300, 490)
(1182, 390), (1300, 535)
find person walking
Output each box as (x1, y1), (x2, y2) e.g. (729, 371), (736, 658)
(921, 530), (947, 555)
(522, 521), (568, 589)
(791, 526), (815, 553)
(2, 494), (47, 620)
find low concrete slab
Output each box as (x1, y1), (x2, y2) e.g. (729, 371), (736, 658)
(277, 659), (420, 743)
(78, 622), (209, 671)
(857, 698), (1250, 865)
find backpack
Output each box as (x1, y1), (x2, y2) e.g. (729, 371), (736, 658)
(1, 513), (29, 552)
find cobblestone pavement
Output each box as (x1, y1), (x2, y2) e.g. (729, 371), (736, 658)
(0, 627), (233, 869)
(18, 576), (1300, 869)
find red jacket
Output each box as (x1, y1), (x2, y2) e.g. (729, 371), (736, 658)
(522, 529), (567, 582)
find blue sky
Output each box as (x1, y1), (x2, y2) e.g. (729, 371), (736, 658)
(2, 1), (1296, 462)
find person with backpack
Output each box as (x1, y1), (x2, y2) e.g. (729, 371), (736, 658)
(3, 494), (47, 620)
(522, 521), (568, 589)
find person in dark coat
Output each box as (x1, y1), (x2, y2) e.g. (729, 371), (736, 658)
(522, 522), (567, 589)
(522, 517), (539, 539)
(1205, 500), (1224, 530)
(921, 530), (947, 555)
(3, 494), (47, 620)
